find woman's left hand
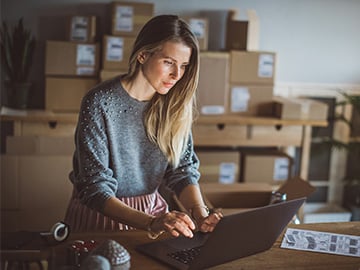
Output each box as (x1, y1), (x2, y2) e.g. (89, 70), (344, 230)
(196, 211), (223, 233)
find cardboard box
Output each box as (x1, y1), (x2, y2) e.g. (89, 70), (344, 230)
(273, 96), (329, 121)
(197, 52), (230, 115)
(6, 136), (75, 155)
(229, 84), (273, 116)
(240, 150), (294, 185)
(230, 51), (276, 85)
(45, 76), (97, 112)
(1, 154), (73, 231)
(197, 150), (240, 184)
(66, 15), (97, 43)
(226, 9), (259, 51)
(302, 203), (352, 223)
(111, 1), (154, 36)
(201, 176), (315, 216)
(183, 17), (209, 51)
(45, 40), (100, 76)
(102, 35), (135, 70)
(100, 69), (126, 82)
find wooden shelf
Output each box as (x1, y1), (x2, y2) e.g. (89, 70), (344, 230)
(0, 108), (78, 123)
(1, 108), (328, 127)
(195, 115), (328, 127)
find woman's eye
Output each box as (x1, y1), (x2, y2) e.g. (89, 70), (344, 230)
(164, 60), (173, 65)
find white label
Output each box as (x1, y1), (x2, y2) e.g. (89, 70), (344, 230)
(231, 86), (250, 112)
(70, 16), (88, 42)
(273, 157), (289, 181)
(189, 19), (206, 38)
(77, 67), (95, 75)
(258, 54), (274, 78)
(106, 37), (124, 62)
(219, 162), (236, 184)
(115, 6), (133, 32)
(76, 44), (96, 66)
(201, 105), (225, 115)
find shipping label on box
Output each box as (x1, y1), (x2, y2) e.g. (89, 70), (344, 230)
(77, 44), (96, 66)
(241, 150), (293, 185)
(45, 40), (100, 76)
(273, 157), (290, 181)
(198, 151), (240, 183)
(184, 17), (209, 51)
(230, 51), (276, 85)
(102, 35), (135, 70)
(115, 5), (134, 32)
(71, 16), (89, 41)
(230, 86), (250, 113)
(111, 2), (154, 36)
(67, 15), (96, 43)
(219, 162), (237, 184)
(106, 36), (124, 61)
(258, 54), (275, 78)
(229, 84), (273, 116)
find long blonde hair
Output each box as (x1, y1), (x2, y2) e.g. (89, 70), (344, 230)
(123, 15), (199, 168)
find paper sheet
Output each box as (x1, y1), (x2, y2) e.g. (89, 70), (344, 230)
(281, 228), (360, 257)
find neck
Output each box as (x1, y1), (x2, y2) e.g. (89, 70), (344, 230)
(121, 72), (155, 101)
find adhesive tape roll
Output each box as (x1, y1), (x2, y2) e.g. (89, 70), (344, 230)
(51, 222), (69, 242)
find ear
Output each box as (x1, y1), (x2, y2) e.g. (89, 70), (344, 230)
(137, 51), (148, 64)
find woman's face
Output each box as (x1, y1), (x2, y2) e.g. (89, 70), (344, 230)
(139, 40), (192, 95)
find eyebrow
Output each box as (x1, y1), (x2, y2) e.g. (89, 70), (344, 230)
(159, 53), (190, 65)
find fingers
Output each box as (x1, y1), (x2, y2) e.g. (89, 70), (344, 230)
(161, 211), (195, 238)
(198, 212), (222, 233)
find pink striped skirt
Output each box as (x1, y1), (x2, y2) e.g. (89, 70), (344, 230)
(64, 189), (168, 232)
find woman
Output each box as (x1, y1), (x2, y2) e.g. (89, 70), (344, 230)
(65, 14), (221, 238)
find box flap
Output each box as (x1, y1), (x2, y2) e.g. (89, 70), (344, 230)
(276, 176), (316, 200)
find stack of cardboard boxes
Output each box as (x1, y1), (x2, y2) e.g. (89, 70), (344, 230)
(196, 9), (280, 185)
(1, 135), (75, 231)
(45, 15), (100, 112)
(100, 1), (154, 82)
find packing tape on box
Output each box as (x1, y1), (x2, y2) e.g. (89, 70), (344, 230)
(41, 221), (70, 242)
(51, 221), (70, 242)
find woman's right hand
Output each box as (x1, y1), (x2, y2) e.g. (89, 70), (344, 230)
(150, 211), (196, 238)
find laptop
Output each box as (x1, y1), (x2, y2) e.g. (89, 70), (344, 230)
(136, 197), (305, 270)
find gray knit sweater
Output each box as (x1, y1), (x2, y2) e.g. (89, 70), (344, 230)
(69, 76), (200, 211)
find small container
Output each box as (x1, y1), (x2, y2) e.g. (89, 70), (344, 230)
(269, 191), (287, 204)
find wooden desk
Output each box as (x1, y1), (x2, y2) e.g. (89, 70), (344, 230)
(49, 222), (359, 270)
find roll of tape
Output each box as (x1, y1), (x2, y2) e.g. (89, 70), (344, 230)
(51, 222), (69, 242)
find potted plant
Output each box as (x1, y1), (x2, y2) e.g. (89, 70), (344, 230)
(322, 92), (360, 220)
(0, 17), (36, 109)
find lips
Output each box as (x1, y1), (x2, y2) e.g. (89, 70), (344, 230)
(163, 82), (175, 88)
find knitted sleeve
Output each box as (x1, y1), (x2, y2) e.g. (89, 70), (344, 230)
(71, 89), (118, 212)
(162, 133), (201, 196)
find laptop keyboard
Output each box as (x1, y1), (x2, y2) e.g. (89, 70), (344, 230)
(167, 246), (201, 265)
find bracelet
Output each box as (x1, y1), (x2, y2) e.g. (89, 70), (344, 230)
(146, 216), (164, 240)
(189, 204), (210, 221)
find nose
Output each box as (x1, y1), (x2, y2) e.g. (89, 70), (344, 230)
(170, 65), (181, 80)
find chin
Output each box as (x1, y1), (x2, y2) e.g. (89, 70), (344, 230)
(156, 88), (172, 95)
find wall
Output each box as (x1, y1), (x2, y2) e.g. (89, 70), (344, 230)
(1, 0), (360, 108)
